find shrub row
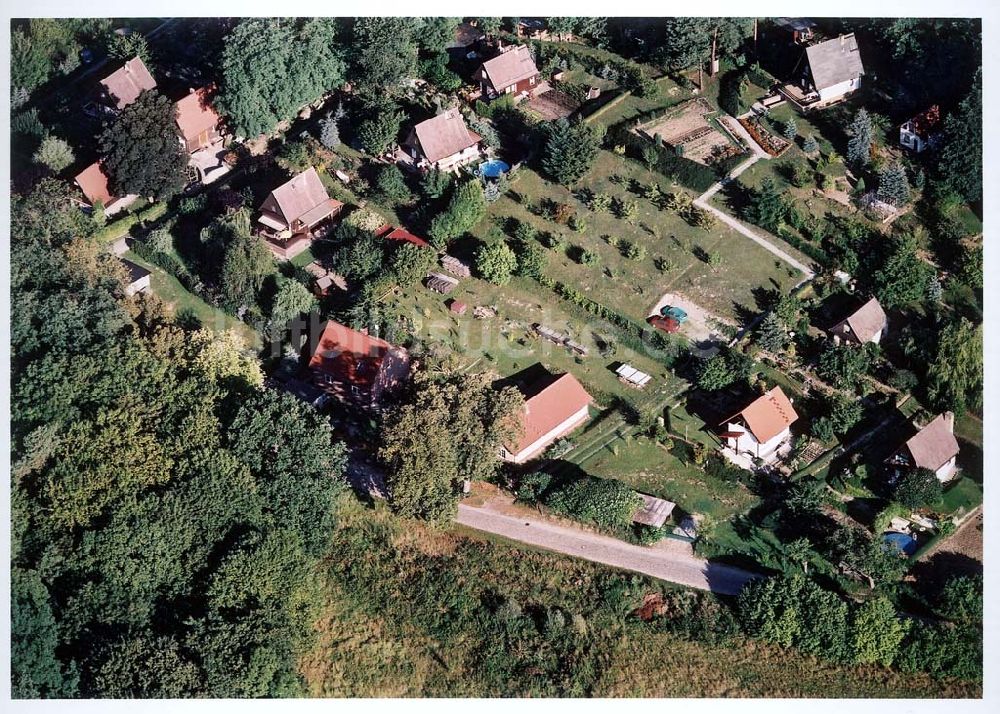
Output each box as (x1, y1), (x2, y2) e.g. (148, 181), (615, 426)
(541, 277), (682, 362)
(607, 125), (720, 193)
(94, 201), (170, 244)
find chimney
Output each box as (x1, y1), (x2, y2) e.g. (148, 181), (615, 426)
(840, 34), (845, 48)
(943, 411), (955, 433)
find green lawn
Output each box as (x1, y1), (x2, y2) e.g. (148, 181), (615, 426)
(482, 153), (803, 325)
(385, 274), (685, 406)
(582, 435), (758, 521)
(938, 476), (982, 518)
(587, 76), (690, 127)
(124, 251), (261, 348)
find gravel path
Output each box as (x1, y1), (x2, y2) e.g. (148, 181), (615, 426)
(692, 149), (816, 281)
(455, 502), (758, 595)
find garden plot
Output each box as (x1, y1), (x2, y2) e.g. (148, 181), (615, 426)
(636, 98), (739, 166)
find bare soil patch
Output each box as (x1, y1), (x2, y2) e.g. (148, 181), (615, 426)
(636, 98), (736, 166)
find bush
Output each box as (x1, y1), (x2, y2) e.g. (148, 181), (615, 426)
(476, 241), (517, 285)
(33, 136), (74, 173)
(545, 476), (642, 529)
(516, 471), (552, 504)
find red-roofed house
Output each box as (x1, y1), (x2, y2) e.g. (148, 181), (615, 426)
(900, 105), (942, 153)
(174, 87), (230, 185)
(886, 412), (960, 482)
(403, 109), (482, 171)
(307, 320), (411, 409)
(99, 56), (157, 110)
(474, 45), (541, 100)
(257, 167), (344, 260)
(501, 370), (593, 463)
(73, 161), (138, 217)
(383, 226), (431, 249)
(175, 87), (223, 153)
(719, 386), (799, 464)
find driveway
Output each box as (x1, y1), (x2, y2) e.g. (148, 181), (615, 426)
(455, 500), (758, 596)
(648, 291), (734, 347)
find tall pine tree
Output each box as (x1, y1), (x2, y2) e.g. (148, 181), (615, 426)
(877, 160), (911, 206)
(846, 108), (873, 167)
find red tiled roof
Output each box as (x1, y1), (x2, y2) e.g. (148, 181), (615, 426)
(74, 162), (116, 205)
(384, 227), (431, 249)
(100, 56), (157, 109)
(724, 386), (799, 444)
(478, 45), (539, 91)
(907, 105), (942, 139)
(308, 320), (400, 388)
(174, 87), (221, 141)
(508, 373), (593, 454)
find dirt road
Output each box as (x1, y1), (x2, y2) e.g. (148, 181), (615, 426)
(455, 502), (758, 596)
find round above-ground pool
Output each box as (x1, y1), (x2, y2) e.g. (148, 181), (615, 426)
(478, 159), (510, 178)
(882, 531), (919, 556)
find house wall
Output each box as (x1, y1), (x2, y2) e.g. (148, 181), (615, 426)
(725, 423), (790, 459)
(434, 144), (482, 171)
(372, 349), (411, 406)
(126, 274), (152, 296)
(935, 457), (958, 483)
(484, 73), (540, 99)
(503, 405), (590, 464)
(818, 77), (860, 103)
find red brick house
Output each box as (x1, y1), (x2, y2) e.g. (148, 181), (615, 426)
(501, 370), (593, 464)
(306, 320), (410, 409)
(99, 56), (157, 110)
(257, 167), (344, 260)
(474, 45), (541, 100)
(403, 109), (482, 171)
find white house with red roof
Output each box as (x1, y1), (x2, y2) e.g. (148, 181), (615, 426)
(73, 161), (138, 218)
(719, 386), (799, 464)
(900, 105), (942, 153)
(500, 369), (593, 464)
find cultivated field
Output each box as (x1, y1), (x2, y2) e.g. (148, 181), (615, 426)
(636, 98), (738, 166)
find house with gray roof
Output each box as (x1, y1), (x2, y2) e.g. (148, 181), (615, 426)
(887, 412), (960, 483)
(828, 297), (888, 346)
(800, 33), (865, 104)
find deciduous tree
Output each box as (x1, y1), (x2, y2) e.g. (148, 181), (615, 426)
(98, 90), (188, 199)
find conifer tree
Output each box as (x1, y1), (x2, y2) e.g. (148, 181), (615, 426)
(877, 160), (911, 206)
(846, 108), (873, 166)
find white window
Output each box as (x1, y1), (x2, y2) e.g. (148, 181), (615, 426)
(505, 84), (514, 94)
(529, 76), (535, 85)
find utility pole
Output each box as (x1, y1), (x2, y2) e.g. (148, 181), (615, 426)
(710, 26), (719, 76)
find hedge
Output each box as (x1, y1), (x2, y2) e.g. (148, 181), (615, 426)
(95, 201), (170, 244)
(542, 278), (683, 362)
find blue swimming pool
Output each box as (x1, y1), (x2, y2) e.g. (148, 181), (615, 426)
(478, 159), (510, 178)
(882, 531), (919, 556)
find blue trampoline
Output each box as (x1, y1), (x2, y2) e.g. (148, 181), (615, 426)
(478, 159), (510, 178)
(882, 531), (919, 556)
